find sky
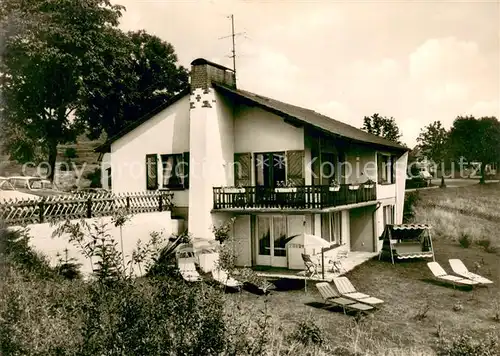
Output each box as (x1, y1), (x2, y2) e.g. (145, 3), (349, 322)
(116, 0), (500, 148)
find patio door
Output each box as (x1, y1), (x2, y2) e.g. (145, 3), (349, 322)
(256, 215), (288, 267)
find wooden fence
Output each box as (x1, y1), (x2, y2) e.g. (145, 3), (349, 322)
(0, 191), (173, 226)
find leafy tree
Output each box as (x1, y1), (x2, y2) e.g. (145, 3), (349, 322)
(77, 30), (189, 140)
(362, 113), (402, 143)
(416, 120), (449, 174)
(448, 116), (500, 183)
(0, 0), (124, 180)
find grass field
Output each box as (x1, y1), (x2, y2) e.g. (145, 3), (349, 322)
(1, 183), (499, 355)
(223, 182), (500, 355)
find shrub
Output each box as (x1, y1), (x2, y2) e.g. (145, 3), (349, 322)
(0, 224), (56, 279)
(475, 238), (498, 253)
(212, 217), (236, 244)
(64, 147), (78, 159)
(458, 233), (472, 248)
(404, 191), (421, 222)
(84, 167), (102, 188)
(437, 332), (500, 356)
(291, 318), (324, 347)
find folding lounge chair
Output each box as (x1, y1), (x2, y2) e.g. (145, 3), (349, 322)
(316, 282), (373, 314)
(448, 259), (493, 284)
(212, 268), (242, 289)
(178, 260), (202, 282)
(427, 262), (479, 287)
(333, 277), (384, 305)
(302, 253), (319, 278)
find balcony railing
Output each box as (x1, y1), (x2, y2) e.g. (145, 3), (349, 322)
(213, 184), (377, 210)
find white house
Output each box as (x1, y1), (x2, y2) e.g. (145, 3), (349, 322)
(96, 58), (409, 269)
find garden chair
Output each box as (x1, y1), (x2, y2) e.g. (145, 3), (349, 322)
(212, 268), (242, 289)
(448, 259), (493, 284)
(333, 277), (384, 305)
(329, 249), (348, 274)
(427, 262), (479, 287)
(178, 259), (202, 282)
(315, 282), (373, 314)
(301, 253), (319, 278)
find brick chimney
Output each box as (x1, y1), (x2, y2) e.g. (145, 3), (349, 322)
(190, 58), (236, 90)
(188, 58), (236, 241)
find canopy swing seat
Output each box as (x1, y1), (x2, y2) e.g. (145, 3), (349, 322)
(378, 224), (435, 264)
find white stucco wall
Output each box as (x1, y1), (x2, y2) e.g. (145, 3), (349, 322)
(234, 106), (304, 153)
(395, 152), (409, 224)
(110, 95), (190, 208)
(10, 211), (176, 277)
(344, 145), (377, 184)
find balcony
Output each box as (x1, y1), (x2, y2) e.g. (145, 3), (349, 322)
(213, 184), (377, 211)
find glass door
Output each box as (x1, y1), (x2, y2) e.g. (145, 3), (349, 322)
(256, 215), (288, 267)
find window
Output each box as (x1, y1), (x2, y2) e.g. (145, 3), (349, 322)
(106, 168), (112, 189)
(377, 153), (394, 184)
(146, 154), (158, 190)
(254, 152), (286, 187)
(321, 212), (342, 244)
(161, 153), (189, 189)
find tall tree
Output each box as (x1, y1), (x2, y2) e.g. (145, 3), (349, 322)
(0, 0), (124, 180)
(448, 116), (500, 183)
(362, 113), (402, 143)
(77, 30), (189, 140)
(416, 120), (449, 172)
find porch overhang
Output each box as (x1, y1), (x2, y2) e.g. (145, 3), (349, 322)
(210, 200), (379, 214)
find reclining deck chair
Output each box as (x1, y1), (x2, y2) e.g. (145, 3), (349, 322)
(316, 282), (373, 314)
(212, 268), (242, 289)
(448, 259), (493, 284)
(333, 277), (384, 305)
(427, 262), (479, 287)
(178, 259), (202, 282)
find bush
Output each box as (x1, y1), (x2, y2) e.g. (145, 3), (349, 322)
(64, 147), (78, 159)
(84, 167), (102, 188)
(437, 332), (500, 356)
(291, 318), (324, 347)
(403, 191), (421, 222)
(458, 233), (472, 248)
(475, 238), (498, 253)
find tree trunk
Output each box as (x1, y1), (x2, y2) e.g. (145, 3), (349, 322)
(47, 141), (58, 182)
(479, 163), (486, 184)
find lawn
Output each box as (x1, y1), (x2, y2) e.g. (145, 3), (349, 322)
(224, 183), (500, 355)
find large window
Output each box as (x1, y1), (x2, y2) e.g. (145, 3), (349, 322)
(161, 153), (189, 189)
(377, 153), (395, 184)
(321, 212), (342, 244)
(254, 152), (286, 187)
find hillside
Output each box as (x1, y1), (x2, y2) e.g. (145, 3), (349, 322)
(0, 134), (105, 190)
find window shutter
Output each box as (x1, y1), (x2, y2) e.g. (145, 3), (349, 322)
(183, 152), (190, 189)
(234, 153), (251, 186)
(146, 154), (158, 190)
(287, 150), (305, 186)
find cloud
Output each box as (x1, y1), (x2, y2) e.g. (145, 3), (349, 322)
(468, 100), (500, 118)
(409, 37), (488, 85)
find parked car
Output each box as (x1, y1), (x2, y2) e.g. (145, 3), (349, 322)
(7, 176), (67, 198)
(0, 176), (40, 202)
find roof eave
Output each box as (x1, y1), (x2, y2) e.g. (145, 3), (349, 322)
(94, 87), (190, 154)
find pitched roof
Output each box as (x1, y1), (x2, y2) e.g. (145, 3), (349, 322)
(95, 88), (190, 153)
(213, 83), (408, 152)
(96, 81), (408, 153)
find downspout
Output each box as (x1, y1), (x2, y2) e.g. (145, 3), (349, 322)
(372, 202), (382, 252)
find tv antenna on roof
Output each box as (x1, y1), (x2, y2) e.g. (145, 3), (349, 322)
(219, 14), (246, 85)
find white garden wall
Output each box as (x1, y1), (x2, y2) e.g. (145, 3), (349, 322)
(9, 211), (177, 277)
